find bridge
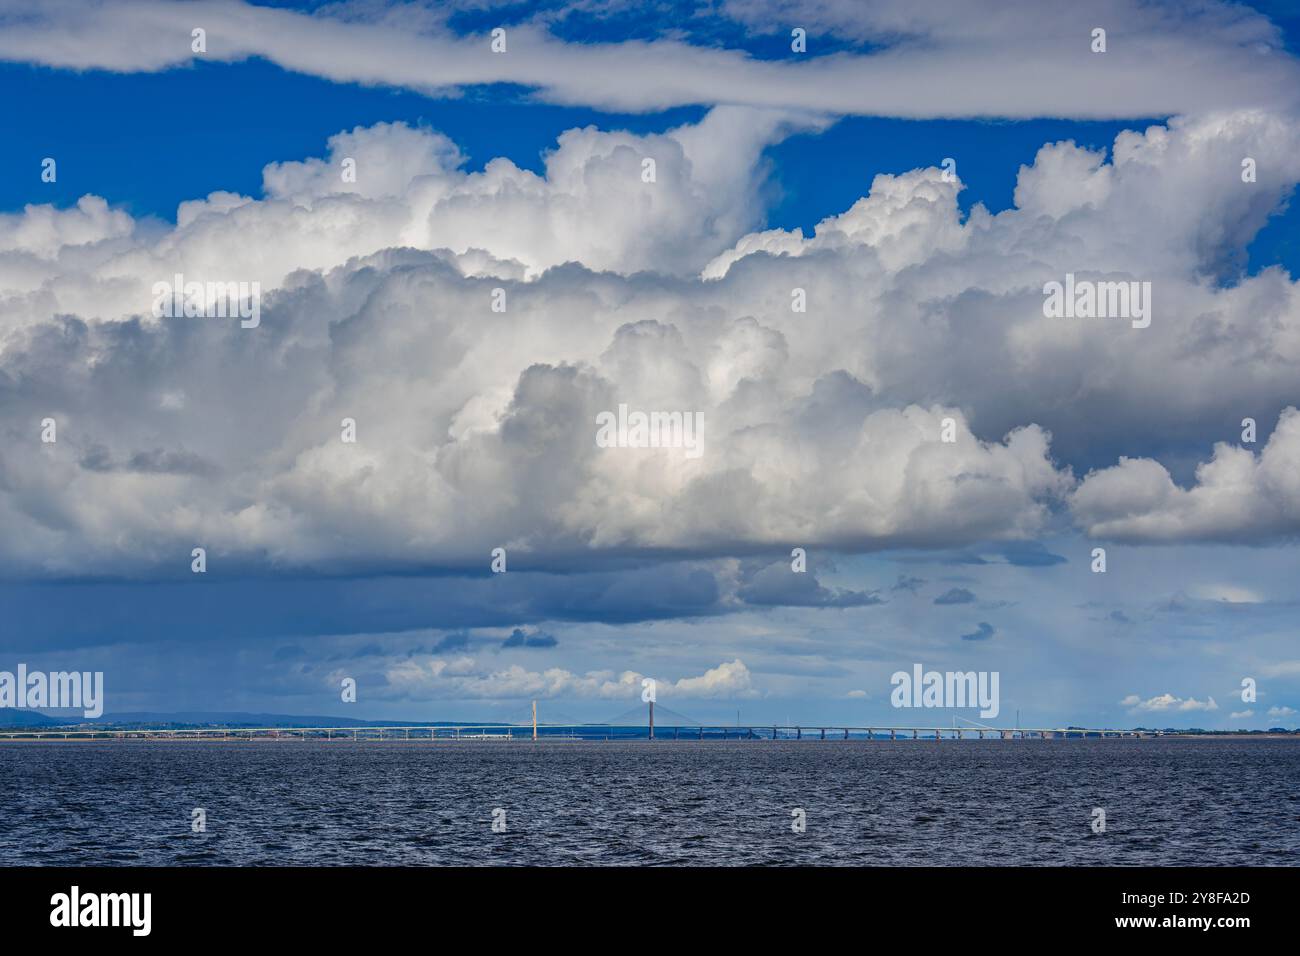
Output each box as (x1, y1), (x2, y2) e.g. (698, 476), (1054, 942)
(0, 702), (1165, 740)
(0, 725), (1164, 741)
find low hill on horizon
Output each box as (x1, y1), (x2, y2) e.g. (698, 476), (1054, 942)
(0, 711), (511, 730)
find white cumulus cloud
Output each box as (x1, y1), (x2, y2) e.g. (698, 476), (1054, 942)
(1120, 693), (1219, 712)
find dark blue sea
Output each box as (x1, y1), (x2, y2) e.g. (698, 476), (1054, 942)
(1, 738), (1297, 865)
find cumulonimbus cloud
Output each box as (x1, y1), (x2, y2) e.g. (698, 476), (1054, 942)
(2, 104), (1299, 576)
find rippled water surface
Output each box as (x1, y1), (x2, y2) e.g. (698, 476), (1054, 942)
(1, 739), (1297, 865)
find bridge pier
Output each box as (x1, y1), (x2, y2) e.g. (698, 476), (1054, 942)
(820, 728), (825, 740)
(844, 728), (849, 740)
(796, 727), (802, 740)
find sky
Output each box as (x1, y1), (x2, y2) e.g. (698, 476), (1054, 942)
(1, 0), (1299, 730)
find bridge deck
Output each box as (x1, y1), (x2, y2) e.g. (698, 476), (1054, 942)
(0, 724), (1165, 740)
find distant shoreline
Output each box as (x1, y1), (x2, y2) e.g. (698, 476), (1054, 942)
(2, 732), (1297, 742)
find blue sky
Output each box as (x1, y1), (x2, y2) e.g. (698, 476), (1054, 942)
(2, 0), (1299, 729)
